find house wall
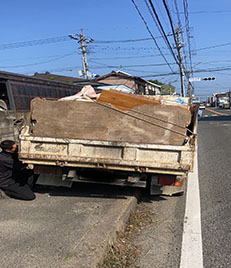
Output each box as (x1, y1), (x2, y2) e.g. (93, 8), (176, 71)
(96, 76), (135, 89)
(96, 76), (146, 94)
(145, 84), (161, 95)
(97, 74), (161, 95)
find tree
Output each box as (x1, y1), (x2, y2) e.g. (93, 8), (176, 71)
(161, 84), (175, 95)
(148, 80), (176, 95)
(148, 79), (164, 86)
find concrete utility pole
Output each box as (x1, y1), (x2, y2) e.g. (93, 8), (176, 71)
(185, 71), (192, 97)
(176, 27), (185, 97)
(69, 29), (93, 80)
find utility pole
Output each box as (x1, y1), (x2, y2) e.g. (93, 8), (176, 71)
(176, 26), (185, 97)
(185, 70), (193, 97)
(69, 29), (93, 80)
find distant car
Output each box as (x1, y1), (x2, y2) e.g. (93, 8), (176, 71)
(199, 104), (206, 109)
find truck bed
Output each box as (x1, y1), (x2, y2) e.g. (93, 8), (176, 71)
(19, 93), (197, 178)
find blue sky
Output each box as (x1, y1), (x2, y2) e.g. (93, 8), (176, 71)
(1, 0), (231, 100)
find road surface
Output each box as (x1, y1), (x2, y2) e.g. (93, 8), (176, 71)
(198, 107), (231, 268)
(1, 107), (231, 268)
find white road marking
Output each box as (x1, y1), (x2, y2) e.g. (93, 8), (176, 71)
(180, 150), (203, 268)
(209, 122), (231, 126)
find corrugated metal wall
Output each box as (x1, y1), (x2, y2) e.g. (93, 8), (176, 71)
(9, 80), (82, 111)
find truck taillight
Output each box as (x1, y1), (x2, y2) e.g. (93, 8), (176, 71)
(157, 175), (184, 187)
(174, 177), (184, 187)
(158, 175), (175, 185)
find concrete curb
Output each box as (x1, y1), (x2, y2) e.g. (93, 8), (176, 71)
(61, 193), (139, 268)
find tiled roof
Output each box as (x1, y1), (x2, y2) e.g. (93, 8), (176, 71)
(33, 72), (87, 84)
(94, 70), (161, 87)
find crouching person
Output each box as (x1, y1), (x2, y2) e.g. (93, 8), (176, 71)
(0, 140), (36, 200)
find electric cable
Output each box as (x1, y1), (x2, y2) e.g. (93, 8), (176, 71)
(0, 52), (76, 69)
(130, 0), (175, 73)
(162, 0), (178, 53)
(145, 0), (179, 65)
(0, 36), (70, 50)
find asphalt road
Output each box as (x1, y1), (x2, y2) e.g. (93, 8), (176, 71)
(133, 192), (186, 268)
(0, 183), (138, 268)
(134, 106), (231, 268)
(2, 107), (230, 268)
(198, 107), (231, 268)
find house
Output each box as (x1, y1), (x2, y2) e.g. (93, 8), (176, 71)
(33, 72), (86, 84)
(93, 70), (161, 95)
(33, 72), (111, 89)
(0, 70), (83, 111)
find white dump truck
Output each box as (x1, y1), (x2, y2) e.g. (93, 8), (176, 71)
(19, 89), (198, 195)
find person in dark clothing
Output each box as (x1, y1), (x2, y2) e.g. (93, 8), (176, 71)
(0, 140), (36, 200)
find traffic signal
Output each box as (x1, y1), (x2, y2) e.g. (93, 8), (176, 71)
(203, 77), (216, 81)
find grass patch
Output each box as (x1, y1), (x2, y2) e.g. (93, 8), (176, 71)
(64, 252), (75, 260)
(98, 203), (154, 268)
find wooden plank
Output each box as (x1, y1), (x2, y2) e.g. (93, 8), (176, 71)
(97, 90), (160, 111)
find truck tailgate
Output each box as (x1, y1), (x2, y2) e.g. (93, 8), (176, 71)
(19, 135), (194, 176)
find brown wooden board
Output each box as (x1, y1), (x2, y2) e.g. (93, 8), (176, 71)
(30, 97), (192, 146)
(97, 89), (160, 111)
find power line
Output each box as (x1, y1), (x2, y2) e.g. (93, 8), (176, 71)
(162, 0), (187, 96)
(89, 54), (166, 60)
(90, 41), (231, 59)
(0, 36), (70, 50)
(173, 0), (190, 84)
(141, 72), (179, 78)
(0, 52), (76, 69)
(0, 35), (166, 50)
(195, 42), (231, 51)
(162, 0), (178, 52)
(89, 61), (176, 69)
(188, 10), (231, 14)
(24, 64), (231, 80)
(94, 37), (154, 43)
(171, 9), (231, 15)
(130, 0), (175, 72)
(145, 0), (179, 64)
(141, 66), (231, 78)
(173, 0), (181, 26)
(122, 68), (162, 74)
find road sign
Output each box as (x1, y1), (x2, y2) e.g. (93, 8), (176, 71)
(189, 77), (201, 82)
